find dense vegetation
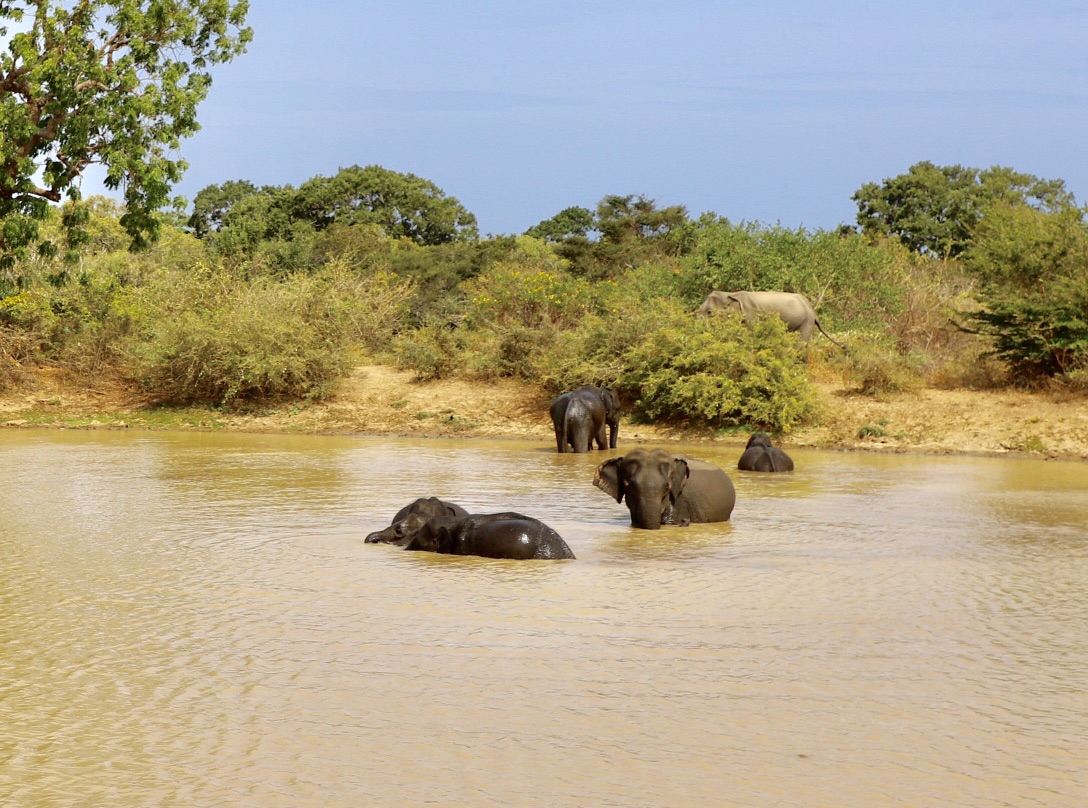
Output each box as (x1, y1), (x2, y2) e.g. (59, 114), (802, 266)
(3, 161), (1084, 433)
(3, 7), (1085, 434)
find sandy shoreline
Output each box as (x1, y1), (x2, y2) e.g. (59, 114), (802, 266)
(3, 364), (1088, 460)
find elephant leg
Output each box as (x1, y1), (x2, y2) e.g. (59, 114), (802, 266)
(594, 423), (608, 450)
(574, 426), (592, 453)
(554, 421), (567, 453)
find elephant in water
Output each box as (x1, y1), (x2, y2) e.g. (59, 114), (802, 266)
(737, 432), (794, 472)
(549, 385), (621, 453)
(594, 448), (736, 529)
(366, 511), (575, 560)
(697, 290), (842, 347)
(365, 497), (471, 546)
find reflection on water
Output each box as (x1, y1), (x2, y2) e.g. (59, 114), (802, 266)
(2, 430), (1087, 806)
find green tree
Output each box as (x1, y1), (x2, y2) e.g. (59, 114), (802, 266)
(595, 194), (688, 246)
(290, 165), (478, 245)
(187, 179), (260, 237)
(525, 206), (596, 243)
(963, 204), (1088, 378)
(0, 0), (251, 274)
(853, 161), (1074, 258)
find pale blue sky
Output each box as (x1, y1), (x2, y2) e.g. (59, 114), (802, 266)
(100, 1), (1088, 234)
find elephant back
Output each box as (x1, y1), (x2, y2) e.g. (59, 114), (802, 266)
(675, 458), (736, 523)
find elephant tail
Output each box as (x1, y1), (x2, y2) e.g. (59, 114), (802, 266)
(814, 318), (844, 349)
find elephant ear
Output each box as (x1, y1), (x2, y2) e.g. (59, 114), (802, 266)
(725, 292), (744, 313)
(594, 458), (625, 503)
(668, 457), (691, 504)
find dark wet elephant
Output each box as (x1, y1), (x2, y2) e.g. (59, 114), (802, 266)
(594, 448), (736, 529)
(697, 290), (842, 347)
(365, 497), (469, 545)
(367, 511), (575, 560)
(737, 432), (794, 472)
(550, 385), (621, 453)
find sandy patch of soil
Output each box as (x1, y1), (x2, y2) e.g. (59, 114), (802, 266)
(3, 364), (1087, 459)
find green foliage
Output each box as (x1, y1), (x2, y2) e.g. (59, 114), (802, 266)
(857, 422), (888, 439)
(187, 179), (261, 237)
(617, 306), (819, 431)
(513, 278), (817, 430)
(853, 161), (1075, 258)
(525, 206), (596, 242)
(387, 236), (549, 324)
(198, 166), (479, 274)
(129, 265), (372, 405)
(523, 195), (693, 280)
(291, 165), (478, 244)
(963, 204), (1088, 378)
(464, 261), (594, 329)
(589, 194), (691, 276)
(0, 0), (251, 271)
(390, 322), (466, 381)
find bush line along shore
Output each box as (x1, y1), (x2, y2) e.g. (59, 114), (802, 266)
(3, 163), (1087, 459)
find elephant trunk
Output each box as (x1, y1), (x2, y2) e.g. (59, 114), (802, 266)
(630, 495), (666, 530)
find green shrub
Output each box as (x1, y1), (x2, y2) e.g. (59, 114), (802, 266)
(390, 322), (466, 381)
(464, 259), (594, 330)
(620, 308), (819, 431)
(130, 268), (360, 405)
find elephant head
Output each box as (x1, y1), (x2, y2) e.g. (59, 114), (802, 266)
(594, 448), (691, 530)
(365, 512), (432, 545)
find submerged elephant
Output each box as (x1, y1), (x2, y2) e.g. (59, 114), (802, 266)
(367, 511), (575, 560)
(550, 385), (621, 453)
(737, 432), (794, 472)
(594, 448), (736, 529)
(697, 290), (842, 347)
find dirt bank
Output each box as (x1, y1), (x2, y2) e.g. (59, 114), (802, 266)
(3, 364), (1087, 459)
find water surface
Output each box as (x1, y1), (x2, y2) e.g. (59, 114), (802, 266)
(2, 430), (1086, 806)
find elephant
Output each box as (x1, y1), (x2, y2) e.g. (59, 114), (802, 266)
(367, 511), (575, 560)
(366, 497), (469, 545)
(594, 448), (736, 529)
(696, 290), (843, 347)
(549, 385), (621, 453)
(737, 432), (794, 472)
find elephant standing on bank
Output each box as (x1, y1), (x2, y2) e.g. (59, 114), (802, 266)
(594, 448), (736, 529)
(550, 385), (621, 453)
(697, 290), (842, 347)
(737, 432), (794, 472)
(366, 511), (575, 560)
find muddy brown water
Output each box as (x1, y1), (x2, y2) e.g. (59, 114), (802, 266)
(2, 430), (1087, 806)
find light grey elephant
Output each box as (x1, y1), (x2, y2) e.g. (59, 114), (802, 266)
(594, 448), (736, 530)
(697, 290), (842, 347)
